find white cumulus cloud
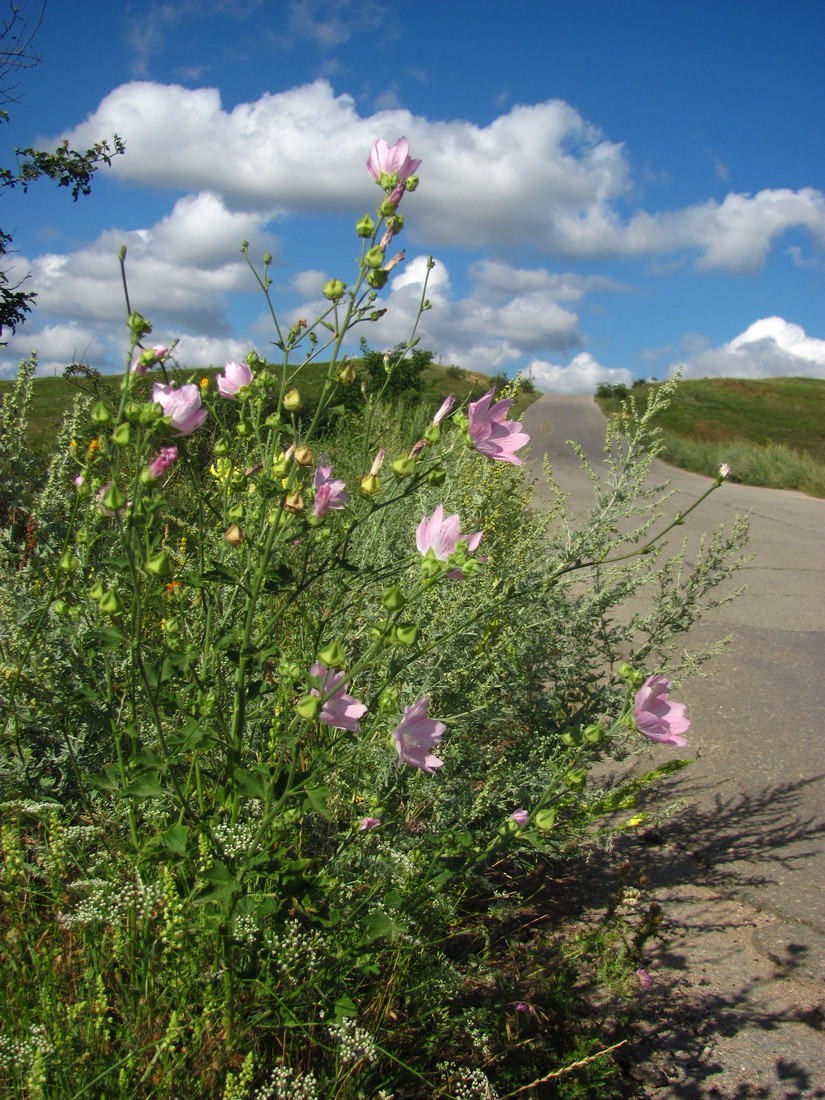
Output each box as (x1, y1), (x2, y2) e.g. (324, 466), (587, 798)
(675, 317), (825, 381)
(526, 352), (633, 395)
(54, 79), (825, 267)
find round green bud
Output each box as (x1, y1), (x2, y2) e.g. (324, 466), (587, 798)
(295, 695), (322, 721)
(111, 422), (131, 447)
(391, 455), (416, 478)
(318, 641), (347, 669)
(366, 268), (389, 290)
(323, 279), (346, 301)
(364, 246), (385, 269)
(283, 389), (303, 412)
(381, 587), (406, 612)
(91, 400), (112, 426)
(99, 590), (123, 616)
(356, 215), (375, 238)
(58, 550), (78, 573)
(146, 550), (174, 579)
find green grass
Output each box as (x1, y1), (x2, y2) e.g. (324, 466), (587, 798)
(0, 360), (536, 454)
(595, 376), (825, 497)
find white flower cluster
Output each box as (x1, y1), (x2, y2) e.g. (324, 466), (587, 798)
(438, 1062), (498, 1100)
(0, 799), (61, 818)
(264, 918), (320, 980)
(232, 912), (259, 944)
(0, 1024), (54, 1071)
(213, 821), (256, 860)
(57, 874), (162, 928)
(328, 1017), (378, 1064)
(249, 1065), (319, 1100)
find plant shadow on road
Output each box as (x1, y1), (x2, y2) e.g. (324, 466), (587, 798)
(565, 769), (825, 1097)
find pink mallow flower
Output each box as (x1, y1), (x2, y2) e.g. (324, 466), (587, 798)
(416, 504), (482, 578)
(310, 663), (367, 732)
(467, 387), (530, 465)
(367, 137), (421, 199)
(313, 462), (349, 518)
(152, 382), (207, 436)
(392, 697), (445, 774)
(358, 817), (381, 832)
(633, 675), (691, 747)
(510, 809), (529, 825)
(433, 393), (455, 426)
(216, 360), (253, 398)
(147, 446), (178, 480)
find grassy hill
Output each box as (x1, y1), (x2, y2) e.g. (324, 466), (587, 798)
(595, 376), (825, 497)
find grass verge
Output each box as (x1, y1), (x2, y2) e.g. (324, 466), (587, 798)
(595, 377), (825, 497)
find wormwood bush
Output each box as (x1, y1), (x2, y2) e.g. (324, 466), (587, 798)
(0, 139), (747, 1099)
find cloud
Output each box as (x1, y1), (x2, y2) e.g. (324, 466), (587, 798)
(526, 352), (633, 395)
(53, 80), (825, 268)
(0, 192), (279, 375)
(302, 255), (614, 375)
(675, 317), (825, 381)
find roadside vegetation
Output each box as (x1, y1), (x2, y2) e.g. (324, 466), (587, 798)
(0, 138), (745, 1099)
(595, 377), (825, 497)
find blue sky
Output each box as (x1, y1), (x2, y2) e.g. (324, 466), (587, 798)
(0, 0), (823, 391)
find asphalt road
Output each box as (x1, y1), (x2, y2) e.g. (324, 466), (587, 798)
(521, 394), (825, 1096)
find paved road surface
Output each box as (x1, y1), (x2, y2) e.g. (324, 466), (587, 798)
(522, 395), (825, 1097)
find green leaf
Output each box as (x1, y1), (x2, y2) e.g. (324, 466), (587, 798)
(125, 775), (166, 798)
(157, 823), (188, 855)
(301, 784), (332, 819)
(361, 909), (407, 944)
(334, 994), (357, 1021)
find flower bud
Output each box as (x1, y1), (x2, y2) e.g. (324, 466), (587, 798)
(101, 483), (127, 513)
(128, 311), (152, 339)
(227, 501), (245, 522)
(146, 550), (174, 579)
(394, 623), (418, 647)
(58, 550), (78, 573)
(214, 437), (231, 456)
(359, 474), (380, 497)
(111, 422), (131, 447)
(534, 808), (556, 832)
(566, 767), (587, 791)
(427, 467), (446, 487)
(336, 362), (356, 385)
(318, 641), (347, 669)
(294, 445), (314, 468)
(323, 279), (346, 301)
(52, 599), (69, 617)
(89, 580), (106, 602)
(377, 686), (398, 717)
(224, 524), (245, 545)
(364, 246), (385, 269)
(91, 400), (112, 426)
(390, 454), (416, 478)
(99, 590), (123, 616)
(381, 587), (406, 611)
(295, 695), (322, 721)
(285, 491), (304, 514)
(283, 389), (303, 412)
(356, 214), (375, 238)
(366, 268), (388, 290)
